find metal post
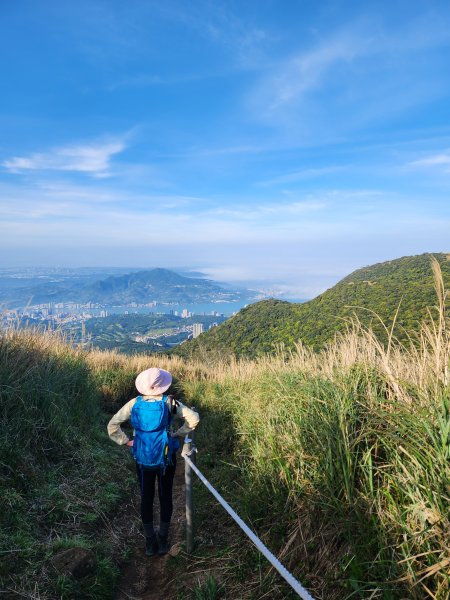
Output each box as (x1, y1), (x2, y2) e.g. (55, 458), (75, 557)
(183, 433), (194, 553)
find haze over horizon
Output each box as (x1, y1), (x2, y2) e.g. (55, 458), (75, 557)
(1, 1), (450, 297)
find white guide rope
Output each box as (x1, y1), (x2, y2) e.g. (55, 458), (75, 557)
(182, 453), (316, 600)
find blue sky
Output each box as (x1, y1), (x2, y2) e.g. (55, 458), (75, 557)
(1, 0), (450, 296)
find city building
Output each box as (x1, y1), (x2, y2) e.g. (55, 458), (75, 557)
(192, 323), (204, 338)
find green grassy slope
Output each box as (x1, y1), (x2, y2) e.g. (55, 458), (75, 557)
(173, 252), (450, 358)
(178, 328), (450, 599)
(0, 330), (135, 599)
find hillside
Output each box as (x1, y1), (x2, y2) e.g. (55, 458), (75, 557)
(174, 252), (450, 358)
(3, 293), (449, 599)
(68, 313), (227, 353)
(0, 330), (136, 598)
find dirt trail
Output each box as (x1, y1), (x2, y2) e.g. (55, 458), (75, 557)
(114, 467), (187, 600)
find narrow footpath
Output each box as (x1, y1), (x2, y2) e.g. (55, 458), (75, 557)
(114, 467), (188, 600)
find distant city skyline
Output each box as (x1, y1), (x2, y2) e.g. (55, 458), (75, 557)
(1, 1), (450, 296)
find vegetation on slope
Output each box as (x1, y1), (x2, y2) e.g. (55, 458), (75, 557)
(84, 260), (450, 599)
(174, 252), (450, 358)
(0, 330), (136, 599)
(0, 330), (207, 599)
(71, 313), (226, 354)
(2, 258), (449, 599)
(173, 263), (449, 598)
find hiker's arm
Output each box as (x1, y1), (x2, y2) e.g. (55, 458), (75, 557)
(107, 398), (136, 445)
(172, 402), (200, 437)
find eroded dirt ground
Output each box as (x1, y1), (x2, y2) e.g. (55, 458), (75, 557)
(114, 467), (187, 600)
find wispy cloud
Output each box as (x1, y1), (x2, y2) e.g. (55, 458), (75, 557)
(200, 7), (267, 68)
(2, 139), (127, 177)
(409, 152), (450, 173)
(208, 198), (327, 220)
(1, 177), (449, 295)
(106, 71), (222, 92)
(181, 144), (267, 158)
(249, 31), (363, 118)
(257, 166), (345, 187)
(248, 13), (450, 135)
(154, 2), (268, 69)
(0, 180), (371, 241)
(273, 39), (359, 110)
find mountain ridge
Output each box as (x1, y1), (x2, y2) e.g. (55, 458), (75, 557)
(73, 267), (252, 304)
(1, 267), (254, 307)
(173, 252), (450, 358)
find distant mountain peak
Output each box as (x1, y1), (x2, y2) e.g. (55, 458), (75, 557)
(64, 267), (253, 305)
(0, 267), (256, 307)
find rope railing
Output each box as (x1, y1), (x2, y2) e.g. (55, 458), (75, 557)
(181, 437), (316, 600)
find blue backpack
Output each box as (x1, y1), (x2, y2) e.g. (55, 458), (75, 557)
(130, 395), (180, 471)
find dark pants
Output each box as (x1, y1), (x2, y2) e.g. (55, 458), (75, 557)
(135, 456), (176, 525)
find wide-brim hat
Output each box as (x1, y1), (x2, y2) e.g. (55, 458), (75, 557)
(135, 367), (172, 396)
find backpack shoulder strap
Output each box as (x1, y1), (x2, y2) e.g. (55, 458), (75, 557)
(166, 394), (180, 417)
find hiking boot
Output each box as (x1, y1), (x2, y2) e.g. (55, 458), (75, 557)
(157, 533), (169, 555)
(145, 535), (158, 556)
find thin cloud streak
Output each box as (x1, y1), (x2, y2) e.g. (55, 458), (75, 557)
(268, 36), (361, 111)
(409, 152), (450, 172)
(208, 199), (327, 220)
(248, 14), (450, 136)
(0, 179), (446, 248)
(2, 139), (127, 177)
(249, 30), (365, 119)
(257, 166), (345, 187)
(153, 1), (268, 69)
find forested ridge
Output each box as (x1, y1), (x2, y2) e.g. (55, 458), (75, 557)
(173, 252), (450, 358)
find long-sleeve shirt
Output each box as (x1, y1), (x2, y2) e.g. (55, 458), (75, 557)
(107, 395), (200, 446)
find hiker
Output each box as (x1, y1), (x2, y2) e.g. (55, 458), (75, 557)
(107, 367), (199, 556)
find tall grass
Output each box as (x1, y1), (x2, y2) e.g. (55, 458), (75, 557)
(0, 328), (134, 599)
(174, 261), (450, 598)
(0, 329), (97, 470)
